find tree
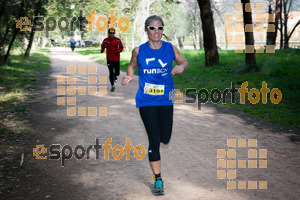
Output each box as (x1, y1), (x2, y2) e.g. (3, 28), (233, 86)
(0, 0), (11, 64)
(197, 0), (219, 66)
(211, 0), (226, 49)
(24, 0), (48, 57)
(186, 0), (202, 50)
(0, 0), (6, 21)
(4, 0), (25, 64)
(266, 0), (282, 46)
(241, 0), (256, 66)
(120, 0), (141, 50)
(281, 0), (299, 49)
(162, 2), (190, 49)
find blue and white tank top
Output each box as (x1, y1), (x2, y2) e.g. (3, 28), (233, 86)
(136, 40), (175, 108)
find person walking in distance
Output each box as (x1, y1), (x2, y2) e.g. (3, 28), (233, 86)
(70, 38), (76, 52)
(122, 15), (188, 196)
(101, 28), (124, 92)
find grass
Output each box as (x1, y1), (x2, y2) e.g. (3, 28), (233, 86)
(177, 49), (300, 130)
(76, 47), (300, 130)
(0, 49), (50, 139)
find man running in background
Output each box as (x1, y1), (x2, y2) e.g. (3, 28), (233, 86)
(101, 28), (124, 92)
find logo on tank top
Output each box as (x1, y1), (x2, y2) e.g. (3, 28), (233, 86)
(144, 58), (168, 76)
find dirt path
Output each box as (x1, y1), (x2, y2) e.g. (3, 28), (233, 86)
(2, 47), (300, 200)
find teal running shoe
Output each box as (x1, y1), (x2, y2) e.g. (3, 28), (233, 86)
(152, 178), (165, 196)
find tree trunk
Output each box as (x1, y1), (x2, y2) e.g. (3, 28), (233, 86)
(197, 14), (203, 49)
(279, 2), (283, 49)
(241, 0), (256, 66)
(0, 25), (9, 49)
(198, 31), (203, 50)
(211, 0), (227, 49)
(25, 0), (43, 57)
(24, 23), (36, 57)
(288, 20), (300, 40)
(270, 0), (282, 45)
(4, 0), (25, 63)
(283, 0), (288, 49)
(266, 0), (275, 45)
(177, 37), (184, 49)
(192, 29), (197, 50)
(174, 34), (179, 48)
(192, 4), (197, 50)
(197, 0), (219, 66)
(225, 33), (228, 50)
(42, 35), (47, 48)
(0, 25), (10, 65)
(0, 0), (6, 21)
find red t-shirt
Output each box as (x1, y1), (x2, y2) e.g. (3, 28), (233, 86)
(101, 37), (123, 61)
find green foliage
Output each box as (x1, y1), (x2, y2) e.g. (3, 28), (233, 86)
(158, 1), (191, 39)
(0, 0), (49, 62)
(174, 49), (300, 129)
(42, 0), (126, 45)
(0, 48), (50, 93)
(0, 48), (50, 139)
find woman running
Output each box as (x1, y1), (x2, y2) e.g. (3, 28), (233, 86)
(122, 15), (188, 196)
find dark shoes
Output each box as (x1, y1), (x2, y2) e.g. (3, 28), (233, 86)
(111, 76), (118, 92)
(152, 178), (165, 196)
(111, 86), (115, 92)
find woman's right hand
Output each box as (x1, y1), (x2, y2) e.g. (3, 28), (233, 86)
(122, 76), (133, 86)
(123, 47), (138, 86)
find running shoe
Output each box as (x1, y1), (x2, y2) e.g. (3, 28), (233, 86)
(111, 86), (115, 92)
(114, 76), (118, 83)
(152, 178), (165, 196)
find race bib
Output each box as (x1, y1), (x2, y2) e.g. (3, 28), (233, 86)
(144, 83), (165, 95)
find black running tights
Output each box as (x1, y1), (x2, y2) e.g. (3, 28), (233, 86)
(139, 105), (173, 162)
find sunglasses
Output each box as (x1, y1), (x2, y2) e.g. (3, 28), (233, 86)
(109, 32), (115, 34)
(147, 26), (164, 31)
